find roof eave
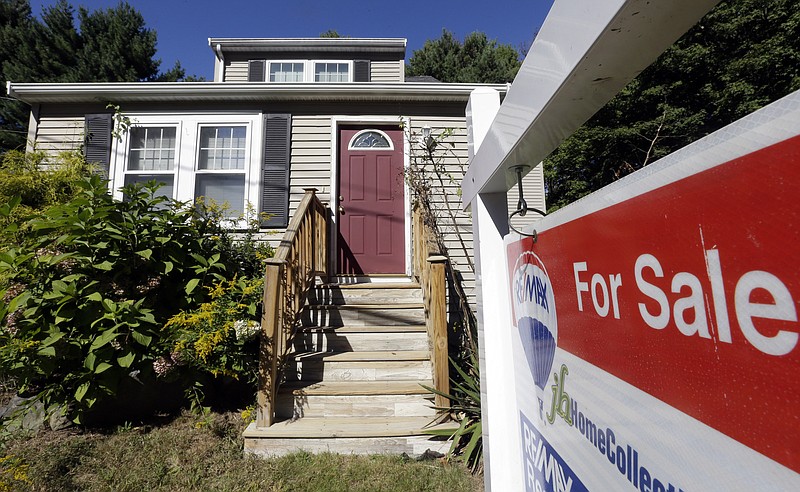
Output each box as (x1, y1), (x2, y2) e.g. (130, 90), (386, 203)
(7, 82), (507, 104)
(207, 37), (408, 54)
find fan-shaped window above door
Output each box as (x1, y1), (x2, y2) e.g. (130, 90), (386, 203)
(348, 129), (394, 150)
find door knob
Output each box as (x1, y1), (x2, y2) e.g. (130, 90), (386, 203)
(338, 205), (345, 214)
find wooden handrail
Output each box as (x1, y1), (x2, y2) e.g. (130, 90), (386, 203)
(256, 188), (328, 428)
(412, 205), (450, 409)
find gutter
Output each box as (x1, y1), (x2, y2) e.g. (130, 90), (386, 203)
(208, 37), (408, 54)
(213, 41), (225, 82)
(7, 82), (508, 104)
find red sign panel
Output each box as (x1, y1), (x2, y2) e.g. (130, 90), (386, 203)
(524, 135), (800, 472)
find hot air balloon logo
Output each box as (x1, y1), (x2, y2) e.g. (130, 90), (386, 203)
(512, 251), (557, 391)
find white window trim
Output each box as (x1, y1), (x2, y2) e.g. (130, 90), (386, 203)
(110, 113), (263, 228)
(265, 60), (354, 83)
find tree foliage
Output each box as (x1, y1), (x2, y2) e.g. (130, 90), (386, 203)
(544, 0), (800, 210)
(0, 0), (189, 153)
(319, 29), (342, 38)
(406, 29), (521, 83)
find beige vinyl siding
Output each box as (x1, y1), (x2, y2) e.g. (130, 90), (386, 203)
(370, 61), (404, 83)
(34, 116), (84, 154)
(409, 117), (477, 307)
(289, 116), (333, 216)
(224, 60), (249, 82)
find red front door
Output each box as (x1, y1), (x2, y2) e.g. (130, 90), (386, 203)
(338, 126), (405, 274)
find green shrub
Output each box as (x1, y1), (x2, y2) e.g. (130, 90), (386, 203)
(0, 175), (269, 424)
(0, 150), (91, 221)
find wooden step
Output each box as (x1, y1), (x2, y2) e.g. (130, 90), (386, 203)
(292, 330), (429, 352)
(285, 353), (432, 382)
(297, 325), (427, 333)
(309, 285), (422, 305)
(276, 381), (436, 419)
(243, 416), (457, 439)
(321, 282), (419, 289)
(292, 350), (429, 362)
(244, 425), (453, 457)
(280, 380), (434, 396)
(301, 304), (424, 326)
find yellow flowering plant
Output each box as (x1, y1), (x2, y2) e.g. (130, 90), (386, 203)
(164, 276), (263, 388)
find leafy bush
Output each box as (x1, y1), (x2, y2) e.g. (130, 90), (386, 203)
(0, 174), (270, 424)
(426, 346), (482, 473)
(0, 150), (91, 226)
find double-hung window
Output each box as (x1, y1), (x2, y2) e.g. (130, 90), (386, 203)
(268, 62), (305, 82)
(123, 126), (178, 199)
(259, 60), (353, 83)
(196, 125), (248, 215)
(111, 114), (263, 225)
(314, 62), (349, 82)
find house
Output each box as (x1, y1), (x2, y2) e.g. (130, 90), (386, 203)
(7, 37), (545, 455)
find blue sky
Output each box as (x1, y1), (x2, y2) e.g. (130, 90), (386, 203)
(29, 0), (555, 80)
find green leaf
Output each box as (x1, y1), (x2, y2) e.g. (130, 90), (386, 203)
(130, 330), (152, 347)
(101, 298), (116, 312)
(75, 381), (90, 402)
(94, 362), (112, 374)
(90, 329), (118, 351)
(94, 260), (114, 271)
(117, 351), (136, 368)
(37, 346), (56, 357)
(84, 352), (97, 371)
(87, 292), (103, 302)
(190, 254), (208, 267)
(8, 291), (31, 312)
(185, 278), (200, 294)
(137, 311), (156, 325)
(42, 331), (65, 347)
(135, 249), (153, 260)
(163, 261), (174, 274)
(462, 421), (482, 464)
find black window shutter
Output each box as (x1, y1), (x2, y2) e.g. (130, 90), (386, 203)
(261, 114), (291, 228)
(84, 114), (112, 177)
(354, 60), (370, 82)
(248, 60), (266, 82)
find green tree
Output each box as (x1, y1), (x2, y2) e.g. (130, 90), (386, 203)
(544, 0), (800, 210)
(0, 0), (191, 153)
(0, 0), (39, 151)
(406, 30), (521, 83)
(320, 29), (342, 38)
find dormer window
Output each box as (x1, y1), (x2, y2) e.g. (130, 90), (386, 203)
(269, 62), (304, 82)
(249, 60), (355, 83)
(315, 62), (349, 82)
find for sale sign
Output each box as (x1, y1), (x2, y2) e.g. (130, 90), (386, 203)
(505, 92), (800, 491)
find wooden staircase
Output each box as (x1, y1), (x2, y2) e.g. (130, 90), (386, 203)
(243, 280), (455, 456)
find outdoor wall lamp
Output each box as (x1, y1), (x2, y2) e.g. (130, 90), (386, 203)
(421, 125), (436, 151)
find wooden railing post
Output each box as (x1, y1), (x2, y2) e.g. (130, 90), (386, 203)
(427, 255), (449, 408)
(257, 258), (285, 428)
